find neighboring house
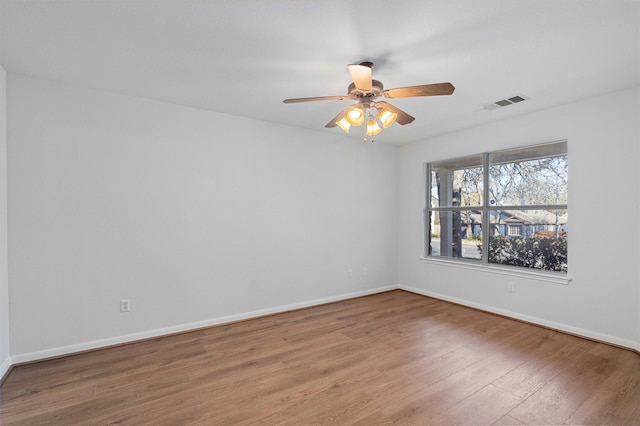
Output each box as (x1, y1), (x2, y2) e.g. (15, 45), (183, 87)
(437, 210), (568, 239)
(491, 209), (567, 238)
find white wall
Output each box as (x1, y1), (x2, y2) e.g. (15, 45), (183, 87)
(0, 64), (10, 378)
(398, 86), (640, 350)
(5, 73), (638, 365)
(7, 74), (399, 360)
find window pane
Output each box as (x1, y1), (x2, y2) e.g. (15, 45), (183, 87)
(485, 209), (567, 271)
(489, 144), (567, 207)
(427, 209), (482, 261)
(430, 155), (483, 208)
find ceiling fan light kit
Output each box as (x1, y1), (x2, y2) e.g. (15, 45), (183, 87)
(283, 61), (455, 142)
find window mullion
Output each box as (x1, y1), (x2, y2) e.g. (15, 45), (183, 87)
(424, 163), (431, 258)
(482, 152), (490, 264)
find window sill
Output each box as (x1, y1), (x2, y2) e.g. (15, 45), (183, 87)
(419, 256), (572, 285)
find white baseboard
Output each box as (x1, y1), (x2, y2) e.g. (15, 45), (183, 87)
(8, 283), (639, 368)
(0, 355), (12, 382)
(399, 284), (640, 352)
(11, 285), (397, 365)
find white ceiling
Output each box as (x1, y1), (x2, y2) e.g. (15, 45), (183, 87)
(1, 0), (638, 145)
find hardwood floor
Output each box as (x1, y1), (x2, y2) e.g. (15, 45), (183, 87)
(1, 290), (639, 425)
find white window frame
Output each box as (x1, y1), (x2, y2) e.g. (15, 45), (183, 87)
(422, 141), (570, 285)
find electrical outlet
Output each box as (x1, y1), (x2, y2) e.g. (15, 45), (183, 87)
(507, 282), (515, 292)
(120, 299), (131, 312)
(347, 269), (353, 279)
(362, 267), (368, 277)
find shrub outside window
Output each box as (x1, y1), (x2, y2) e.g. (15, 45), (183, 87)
(425, 141), (568, 273)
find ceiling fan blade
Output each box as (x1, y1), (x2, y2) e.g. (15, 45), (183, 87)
(348, 63), (373, 91)
(383, 82), (455, 99)
(325, 104), (357, 128)
(283, 95), (351, 104)
(374, 101), (415, 125)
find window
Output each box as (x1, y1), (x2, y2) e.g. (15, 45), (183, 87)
(425, 141), (568, 273)
(508, 224), (522, 236)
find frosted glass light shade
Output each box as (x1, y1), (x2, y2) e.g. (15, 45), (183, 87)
(378, 109), (397, 128)
(365, 116), (382, 136)
(346, 106), (365, 126)
(336, 117), (351, 133)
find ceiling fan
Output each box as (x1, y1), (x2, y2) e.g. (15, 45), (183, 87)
(283, 61), (455, 140)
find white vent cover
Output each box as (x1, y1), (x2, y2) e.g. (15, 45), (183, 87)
(483, 94), (529, 111)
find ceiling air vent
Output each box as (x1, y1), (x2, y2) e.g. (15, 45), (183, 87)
(483, 94), (529, 111)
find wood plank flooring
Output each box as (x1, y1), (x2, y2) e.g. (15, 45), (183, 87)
(1, 290), (639, 425)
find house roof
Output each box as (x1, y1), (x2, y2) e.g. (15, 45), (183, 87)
(463, 209), (567, 225)
(0, 0), (637, 145)
(500, 210), (567, 225)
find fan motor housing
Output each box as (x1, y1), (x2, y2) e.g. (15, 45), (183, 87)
(348, 80), (384, 98)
